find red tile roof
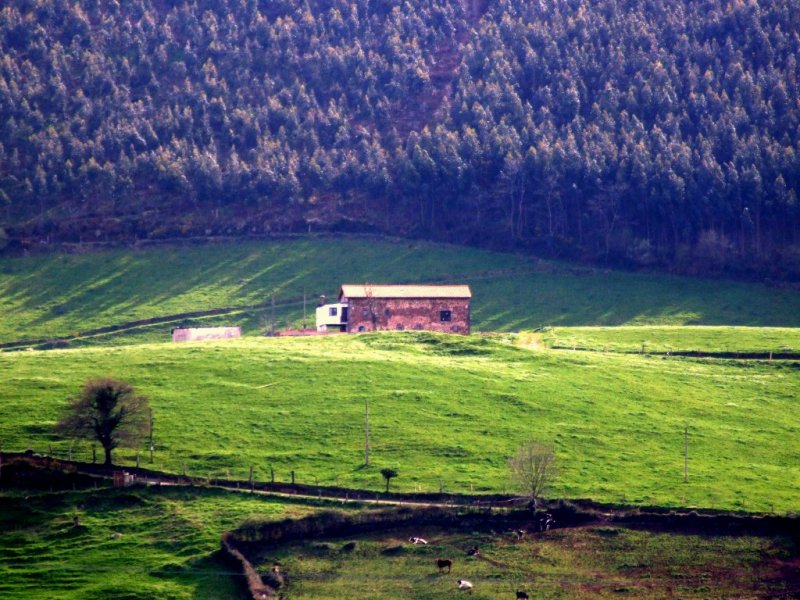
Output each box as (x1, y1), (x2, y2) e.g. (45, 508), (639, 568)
(339, 284), (472, 300)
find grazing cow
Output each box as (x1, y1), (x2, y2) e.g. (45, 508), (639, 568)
(263, 562), (285, 590)
(516, 591), (530, 599)
(457, 579), (474, 590)
(513, 528), (526, 540)
(409, 536), (428, 545)
(435, 558), (452, 573)
(539, 513), (555, 532)
(467, 545), (480, 557)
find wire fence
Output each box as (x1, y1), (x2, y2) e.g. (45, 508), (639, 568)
(1, 445), (794, 518)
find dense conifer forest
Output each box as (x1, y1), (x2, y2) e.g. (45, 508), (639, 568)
(1, 0), (798, 277)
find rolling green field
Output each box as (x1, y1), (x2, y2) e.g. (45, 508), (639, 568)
(0, 485), (313, 600)
(1, 237), (799, 598)
(1, 334), (798, 513)
(2, 238), (799, 347)
(269, 525), (798, 598)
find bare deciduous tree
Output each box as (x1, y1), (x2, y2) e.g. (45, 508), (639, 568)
(55, 378), (150, 466)
(507, 440), (557, 507)
(365, 284), (379, 331)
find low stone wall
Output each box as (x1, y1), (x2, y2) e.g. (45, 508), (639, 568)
(221, 533), (274, 598)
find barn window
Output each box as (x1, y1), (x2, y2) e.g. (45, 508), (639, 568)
(452, 325), (460, 332)
(414, 323), (423, 330)
(440, 310), (452, 322)
(362, 308), (369, 318)
(396, 323), (404, 331)
(328, 307), (338, 316)
(358, 325), (366, 332)
(384, 308), (391, 317)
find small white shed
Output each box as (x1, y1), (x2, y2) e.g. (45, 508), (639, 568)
(315, 303), (349, 332)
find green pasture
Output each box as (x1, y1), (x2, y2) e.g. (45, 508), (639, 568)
(1, 238), (799, 347)
(270, 526), (797, 598)
(1, 334), (798, 513)
(1, 238), (799, 598)
(0, 486), (312, 600)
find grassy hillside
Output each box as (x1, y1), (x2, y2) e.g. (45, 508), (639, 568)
(2, 238), (799, 598)
(1, 238), (799, 347)
(1, 334), (797, 513)
(0, 486), (311, 600)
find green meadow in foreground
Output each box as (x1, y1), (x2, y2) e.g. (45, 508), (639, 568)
(1, 333), (797, 513)
(2, 238), (799, 347)
(271, 526), (797, 599)
(0, 486), (312, 600)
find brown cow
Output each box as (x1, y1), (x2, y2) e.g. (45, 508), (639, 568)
(435, 558), (452, 573)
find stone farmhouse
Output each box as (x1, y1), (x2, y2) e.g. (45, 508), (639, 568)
(315, 284), (472, 334)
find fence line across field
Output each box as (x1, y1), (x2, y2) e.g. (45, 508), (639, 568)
(1, 449), (790, 516)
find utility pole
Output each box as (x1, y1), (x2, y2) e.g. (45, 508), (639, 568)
(271, 293), (276, 336)
(149, 408), (154, 463)
(303, 289), (307, 330)
(683, 426), (689, 483)
(364, 396), (370, 466)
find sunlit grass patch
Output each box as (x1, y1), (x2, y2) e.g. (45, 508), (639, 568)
(1, 333), (797, 513)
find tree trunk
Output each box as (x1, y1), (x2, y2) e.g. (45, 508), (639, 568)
(104, 445), (113, 466)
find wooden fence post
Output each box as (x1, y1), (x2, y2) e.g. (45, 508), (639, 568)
(291, 470), (295, 485)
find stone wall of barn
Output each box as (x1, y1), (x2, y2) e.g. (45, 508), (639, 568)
(345, 297), (470, 334)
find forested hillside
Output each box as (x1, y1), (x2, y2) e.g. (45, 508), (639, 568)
(1, 0), (799, 277)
